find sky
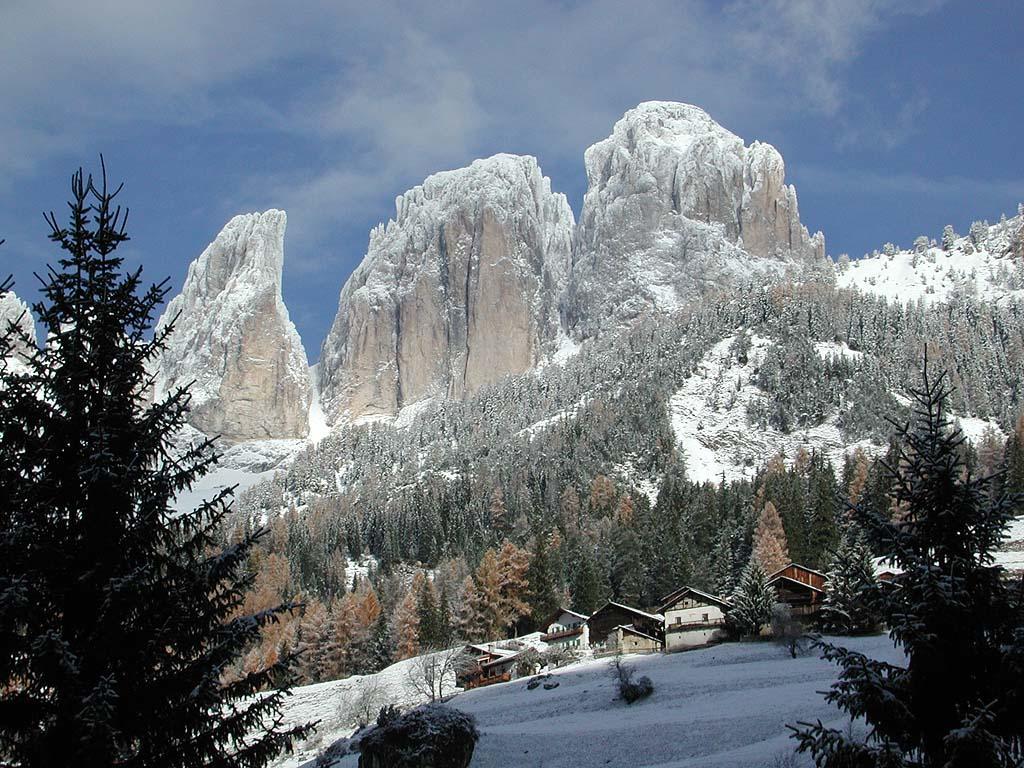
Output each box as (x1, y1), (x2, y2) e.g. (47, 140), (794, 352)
(2, 0), (1022, 362)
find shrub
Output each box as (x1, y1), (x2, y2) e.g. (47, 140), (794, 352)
(609, 654), (654, 705)
(358, 703), (479, 768)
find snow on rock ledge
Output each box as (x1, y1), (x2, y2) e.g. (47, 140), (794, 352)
(669, 333), (875, 484)
(569, 102), (826, 334)
(153, 210), (311, 442)
(318, 154), (574, 423)
(0, 289), (37, 367)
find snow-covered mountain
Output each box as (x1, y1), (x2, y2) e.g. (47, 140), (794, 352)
(0, 289), (36, 368)
(568, 101), (827, 335)
(317, 154), (574, 424)
(153, 210), (311, 443)
(837, 208), (1024, 305)
(153, 102), (1024, 512)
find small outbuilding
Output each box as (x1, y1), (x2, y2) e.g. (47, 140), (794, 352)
(586, 601), (664, 653)
(659, 586), (730, 651)
(607, 624), (662, 654)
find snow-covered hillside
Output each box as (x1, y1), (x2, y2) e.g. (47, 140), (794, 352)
(291, 634), (902, 768)
(669, 333), (876, 484)
(837, 211), (1024, 305)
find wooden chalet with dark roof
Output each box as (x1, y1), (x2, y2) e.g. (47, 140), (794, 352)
(659, 586), (730, 651)
(586, 601), (664, 653)
(767, 563), (827, 617)
(457, 643), (522, 689)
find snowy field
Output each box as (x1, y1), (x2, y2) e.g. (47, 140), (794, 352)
(289, 633), (901, 768)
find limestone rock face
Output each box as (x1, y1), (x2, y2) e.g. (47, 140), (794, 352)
(153, 211), (311, 441)
(318, 154), (574, 422)
(569, 102), (825, 334)
(0, 289), (37, 365)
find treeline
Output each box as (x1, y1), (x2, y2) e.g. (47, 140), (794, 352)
(223, 412), (1024, 686)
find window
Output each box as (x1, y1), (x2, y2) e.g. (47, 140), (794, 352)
(674, 616), (681, 625)
(702, 613), (709, 623)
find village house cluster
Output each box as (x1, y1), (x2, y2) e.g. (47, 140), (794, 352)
(458, 562), (828, 689)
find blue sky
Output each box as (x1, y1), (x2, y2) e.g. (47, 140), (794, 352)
(2, 0), (1022, 362)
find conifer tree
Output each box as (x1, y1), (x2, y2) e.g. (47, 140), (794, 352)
(727, 560), (775, 638)
(295, 600), (331, 684)
(818, 529), (879, 635)
(495, 541), (530, 635)
(0, 165), (312, 767)
(366, 613), (394, 673)
(568, 538), (604, 615)
(752, 501), (790, 575)
(526, 532), (561, 628)
(792, 362), (1024, 767)
(416, 577), (446, 649)
(393, 585), (421, 661)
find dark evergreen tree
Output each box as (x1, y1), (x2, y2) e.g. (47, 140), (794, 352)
(818, 528), (879, 635)
(727, 560), (774, 638)
(567, 537), (604, 614)
(0, 167), (313, 767)
(792, 362), (1024, 767)
(526, 532), (561, 628)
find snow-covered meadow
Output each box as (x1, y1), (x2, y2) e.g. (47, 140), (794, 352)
(281, 633), (902, 768)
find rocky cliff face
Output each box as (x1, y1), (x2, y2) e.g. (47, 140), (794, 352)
(153, 211), (311, 442)
(568, 101), (825, 334)
(0, 290), (37, 366)
(318, 154), (574, 423)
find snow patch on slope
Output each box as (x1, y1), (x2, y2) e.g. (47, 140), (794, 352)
(669, 334), (877, 484)
(837, 214), (1024, 305)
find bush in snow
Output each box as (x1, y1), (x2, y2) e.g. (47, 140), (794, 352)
(357, 703), (479, 768)
(770, 603), (807, 658)
(609, 654), (654, 705)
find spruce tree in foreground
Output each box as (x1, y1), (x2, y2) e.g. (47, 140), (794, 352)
(792, 361), (1024, 767)
(0, 166), (313, 767)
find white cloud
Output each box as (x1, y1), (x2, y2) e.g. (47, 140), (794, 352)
(1, 0), (952, 272)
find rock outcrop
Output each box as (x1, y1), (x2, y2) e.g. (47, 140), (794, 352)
(568, 101), (825, 334)
(153, 210), (311, 442)
(318, 154), (574, 422)
(0, 289), (37, 366)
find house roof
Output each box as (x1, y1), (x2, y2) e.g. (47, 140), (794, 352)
(541, 626), (584, 642)
(768, 562), (828, 581)
(481, 651), (521, 670)
(466, 643), (519, 659)
(658, 585), (731, 613)
(543, 606), (590, 627)
(612, 624), (662, 644)
(768, 574), (825, 594)
(591, 601), (664, 624)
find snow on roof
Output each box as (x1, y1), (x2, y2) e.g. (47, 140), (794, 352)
(466, 643), (519, 658)
(767, 563), (828, 581)
(613, 624), (662, 643)
(659, 585), (731, 612)
(598, 601), (665, 623)
(767, 574), (825, 594)
(552, 607), (589, 622)
(872, 556), (904, 576)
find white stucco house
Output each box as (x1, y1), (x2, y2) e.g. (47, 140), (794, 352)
(659, 586), (730, 651)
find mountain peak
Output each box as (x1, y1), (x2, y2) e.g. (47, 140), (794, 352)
(153, 210), (311, 442)
(318, 155), (574, 423)
(568, 102), (826, 334)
